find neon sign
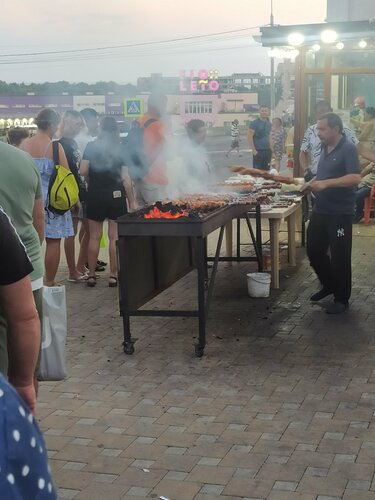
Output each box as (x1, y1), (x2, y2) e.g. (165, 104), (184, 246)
(179, 69), (220, 92)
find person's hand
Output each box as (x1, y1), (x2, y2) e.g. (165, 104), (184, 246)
(10, 382), (36, 415)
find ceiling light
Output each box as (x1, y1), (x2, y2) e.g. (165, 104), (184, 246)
(287, 32), (305, 47)
(268, 48), (299, 60)
(359, 40), (367, 48)
(336, 42), (344, 50)
(320, 29), (338, 44)
(312, 44), (321, 52)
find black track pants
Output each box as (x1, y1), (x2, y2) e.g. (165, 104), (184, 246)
(307, 212), (353, 303)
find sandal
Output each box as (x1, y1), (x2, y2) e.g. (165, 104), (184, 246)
(86, 276), (97, 287)
(108, 276), (118, 288)
(68, 273), (88, 283)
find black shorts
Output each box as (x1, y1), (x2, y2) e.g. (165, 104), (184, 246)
(86, 187), (127, 222)
(253, 149), (272, 170)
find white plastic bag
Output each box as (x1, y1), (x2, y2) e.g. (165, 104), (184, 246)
(38, 286), (67, 381)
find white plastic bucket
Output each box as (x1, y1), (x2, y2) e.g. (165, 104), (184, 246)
(247, 272), (271, 298)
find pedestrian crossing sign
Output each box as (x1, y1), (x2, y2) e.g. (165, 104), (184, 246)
(124, 98), (144, 117)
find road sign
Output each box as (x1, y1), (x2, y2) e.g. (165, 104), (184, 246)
(124, 98), (144, 117)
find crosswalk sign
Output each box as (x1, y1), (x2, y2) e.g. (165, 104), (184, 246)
(124, 98), (144, 117)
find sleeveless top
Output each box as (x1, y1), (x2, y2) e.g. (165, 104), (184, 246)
(34, 156), (73, 239)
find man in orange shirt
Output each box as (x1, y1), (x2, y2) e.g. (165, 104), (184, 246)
(136, 93), (169, 205)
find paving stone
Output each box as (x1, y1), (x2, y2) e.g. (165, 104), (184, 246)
(273, 480), (298, 491)
(58, 489), (79, 499)
(41, 232), (375, 499)
(125, 486), (151, 497)
(152, 478), (201, 500)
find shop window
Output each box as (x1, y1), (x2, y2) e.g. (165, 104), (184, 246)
(332, 50), (375, 69)
(305, 51), (325, 69)
(305, 74), (325, 126)
(184, 101), (213, 114)
(331, 74), (375, 110)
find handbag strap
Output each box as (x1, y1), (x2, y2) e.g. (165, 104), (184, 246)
(52, 141), (59, 166)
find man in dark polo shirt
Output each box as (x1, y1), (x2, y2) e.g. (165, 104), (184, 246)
(248, 105), (272, 170)
(305, 113), (361, 314)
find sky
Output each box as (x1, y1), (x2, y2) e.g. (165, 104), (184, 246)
(0, 1), (327, 84)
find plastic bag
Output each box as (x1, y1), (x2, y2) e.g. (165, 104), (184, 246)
(38, 286), (67, 381)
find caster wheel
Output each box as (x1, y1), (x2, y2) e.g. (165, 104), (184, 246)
(123, 342), (135, 355)
(195, 345), (204, 358)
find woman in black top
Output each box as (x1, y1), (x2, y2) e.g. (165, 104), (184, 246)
(80, 117), (136, 287)
(58, 110), (89, 282)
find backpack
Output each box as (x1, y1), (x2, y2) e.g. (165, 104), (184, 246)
(123, 118), (157, 180)
(47, 141), (79, 215)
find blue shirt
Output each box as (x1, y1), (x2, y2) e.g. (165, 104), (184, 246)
(314, 135), (360, 215)
(0, 374), (57, 499)
(249, 118), (271, 150)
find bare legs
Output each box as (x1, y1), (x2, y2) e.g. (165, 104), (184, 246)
(64, 217), (81, 279)
(87, 219), (118, 286)
(87, 220), (103, 278)
(77, 218), (90, 273)
(108, 220), (118, 280)
(44, 238), (61, 286)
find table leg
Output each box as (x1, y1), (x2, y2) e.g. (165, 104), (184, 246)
(287, 212), (297, 266)
(269, 219), (281, 289)
(225, 220), (233, 257)
(195, 237), (206, 358)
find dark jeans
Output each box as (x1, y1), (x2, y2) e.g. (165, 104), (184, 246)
(355, 186), (371, 216)
(253, 149), (272, 170)
(307, 212), (353, 304)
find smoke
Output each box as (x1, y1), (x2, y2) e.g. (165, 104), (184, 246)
(165, 133), (217, 198)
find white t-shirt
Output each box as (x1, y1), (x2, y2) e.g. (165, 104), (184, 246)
(300, 124), (358, 174)
(75, 131), (96, 156)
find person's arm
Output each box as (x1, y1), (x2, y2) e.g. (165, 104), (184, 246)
(58, 143), (70, 170)
(299, 128), (312, 171)
(299, 150), (310, 171)
(360, 162), (375, 177)
(0, 277), (40, 414)
(79, 159), (90, 178)
(121, 166), (137, 211)
(269, 132), (275, 152)
(357, 142), (375, 164)
(309, 174), (361, 192)
(32, 198), (44, 244)
(247, 128), (257, 156)
(358, 123), (373, 142)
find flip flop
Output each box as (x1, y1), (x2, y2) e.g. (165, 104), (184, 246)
(68, 274), (88, 283)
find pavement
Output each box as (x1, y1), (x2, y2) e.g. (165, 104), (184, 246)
(36, 213), (375, 500)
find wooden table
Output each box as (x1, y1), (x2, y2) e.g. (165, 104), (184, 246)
(225, 202), (302, 289)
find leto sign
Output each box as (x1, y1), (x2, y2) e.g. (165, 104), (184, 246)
(179, 69), (220, 92)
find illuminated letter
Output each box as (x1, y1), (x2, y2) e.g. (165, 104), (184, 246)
(209, 81), (220, 91)
(198, 69), (208, 80)
(199, 80), (208, 91)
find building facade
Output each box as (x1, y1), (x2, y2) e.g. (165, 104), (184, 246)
(327, 0), (375, 22)
(0, 92), (259, 133)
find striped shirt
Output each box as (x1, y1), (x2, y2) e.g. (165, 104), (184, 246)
(300, 124), (358, 174)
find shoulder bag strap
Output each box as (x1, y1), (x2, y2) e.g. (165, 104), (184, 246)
(52, 140), (60, 166)
(143, 118), (158, 129)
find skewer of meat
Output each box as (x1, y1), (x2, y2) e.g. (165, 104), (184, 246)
(230, 166), (297, 185)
